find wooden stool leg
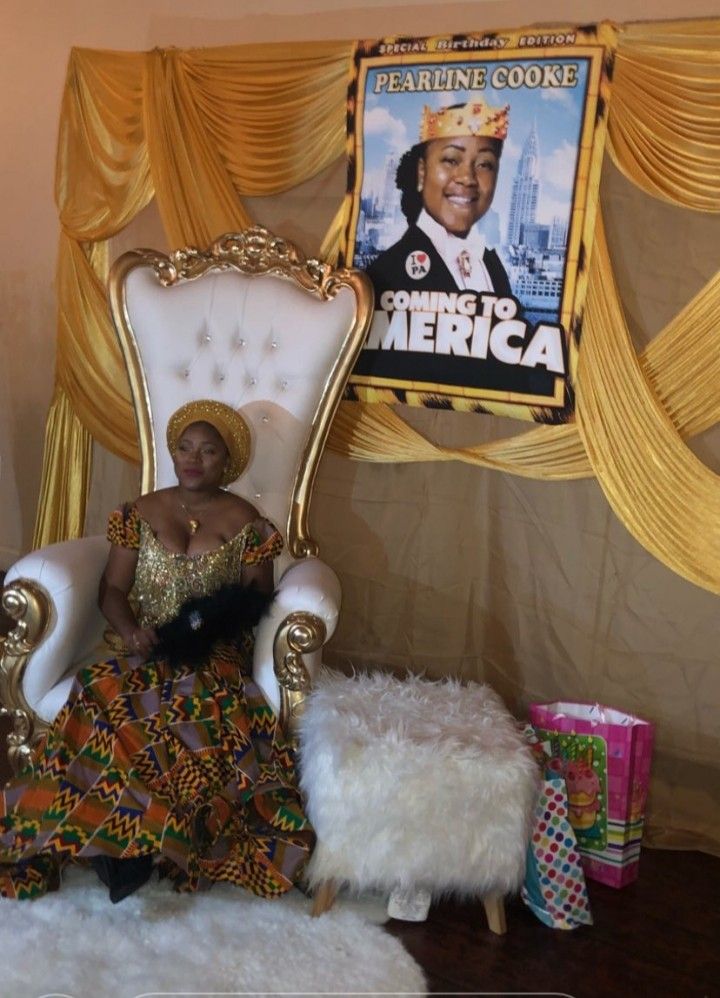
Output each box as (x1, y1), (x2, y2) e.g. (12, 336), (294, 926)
(311, 879), (338, 917)
(483, 893), (507, 935)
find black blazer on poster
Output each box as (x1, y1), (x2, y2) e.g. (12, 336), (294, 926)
(366, 224), (513, 302)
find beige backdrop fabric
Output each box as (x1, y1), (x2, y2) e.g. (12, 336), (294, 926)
(91, 156), (720, 856)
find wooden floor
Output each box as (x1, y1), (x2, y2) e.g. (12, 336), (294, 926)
(384, 847), (720, 997)
(1, 582), (718, 996)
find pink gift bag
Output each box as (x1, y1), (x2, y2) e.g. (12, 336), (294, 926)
(529, 702), (654, 888)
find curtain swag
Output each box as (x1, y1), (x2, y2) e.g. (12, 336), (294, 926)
(35, 20), (720, 593)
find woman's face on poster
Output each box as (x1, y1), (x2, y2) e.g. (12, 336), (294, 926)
(417, 135), (500, 237)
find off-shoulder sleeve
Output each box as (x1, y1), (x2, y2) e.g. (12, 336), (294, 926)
(242, 519), (283, 565)
(106, 504), (140, 550)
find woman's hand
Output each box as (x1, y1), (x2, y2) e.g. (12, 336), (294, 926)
(124, 626), (159, 662)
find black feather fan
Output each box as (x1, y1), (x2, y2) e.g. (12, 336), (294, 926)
(154, 582), (274, 670)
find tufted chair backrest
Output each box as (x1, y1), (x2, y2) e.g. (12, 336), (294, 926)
(109, 229), (372, 573)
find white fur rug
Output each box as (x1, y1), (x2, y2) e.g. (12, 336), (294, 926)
(0, 866), (426, 997)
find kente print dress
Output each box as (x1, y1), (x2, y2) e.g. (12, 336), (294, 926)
(0, 506), (314, 900)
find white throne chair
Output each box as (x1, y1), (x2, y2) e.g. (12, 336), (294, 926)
(0, 227), (373, 772)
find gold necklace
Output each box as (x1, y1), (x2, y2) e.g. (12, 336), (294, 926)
(178, 492), (218, 535)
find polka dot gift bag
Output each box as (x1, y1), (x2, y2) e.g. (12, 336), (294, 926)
(520, 726), (593, 929)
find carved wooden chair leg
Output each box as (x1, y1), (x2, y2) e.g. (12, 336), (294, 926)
(482, 893), (507, 935)
(311, 879), (338, 917)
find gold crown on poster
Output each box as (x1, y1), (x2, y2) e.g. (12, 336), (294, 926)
(420, 100), (510, 142)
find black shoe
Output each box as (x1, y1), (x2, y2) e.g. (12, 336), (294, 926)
(90, 854), (154, 903)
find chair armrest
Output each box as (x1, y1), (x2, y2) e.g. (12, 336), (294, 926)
(3, 536), (109, 716)
(253, 557), (341, 716)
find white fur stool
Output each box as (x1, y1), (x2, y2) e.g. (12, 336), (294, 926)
(298, 670), (539, 934)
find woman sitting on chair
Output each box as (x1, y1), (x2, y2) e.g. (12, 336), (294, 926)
(0, 400), (314, 902)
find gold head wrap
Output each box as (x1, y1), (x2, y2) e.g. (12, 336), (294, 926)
(420, 100), (509, 142)
(166, 400), (251, 486)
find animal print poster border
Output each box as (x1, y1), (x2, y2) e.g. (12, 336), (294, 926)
(340, 23), (617, 422)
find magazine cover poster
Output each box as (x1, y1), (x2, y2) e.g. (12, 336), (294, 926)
(341, 25), (616, 422)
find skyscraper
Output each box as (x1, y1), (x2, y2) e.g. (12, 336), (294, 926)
(550, 215), (568, 250)
(507, 122), (540, 245)
(380, 154), (399, 216)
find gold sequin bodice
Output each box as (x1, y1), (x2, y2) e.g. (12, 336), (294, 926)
(132, 520), (260, 628)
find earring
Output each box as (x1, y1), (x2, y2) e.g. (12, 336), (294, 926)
(417, 181), (423, 192)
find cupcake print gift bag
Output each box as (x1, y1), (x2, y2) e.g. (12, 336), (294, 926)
(529, 702), (654, 888)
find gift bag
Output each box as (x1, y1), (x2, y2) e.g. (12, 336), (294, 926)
(529, 702), (654, 888)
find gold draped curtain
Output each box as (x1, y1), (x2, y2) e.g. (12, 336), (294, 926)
(39, 19), (720, 595)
